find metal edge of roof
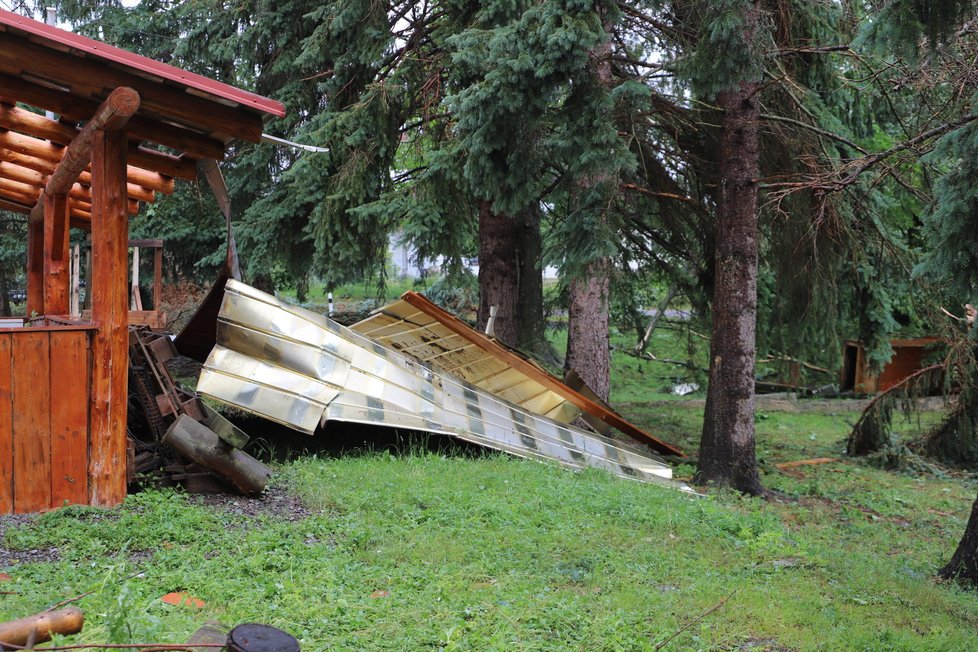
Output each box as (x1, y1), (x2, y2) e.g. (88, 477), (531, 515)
(0, 9), (286, 119)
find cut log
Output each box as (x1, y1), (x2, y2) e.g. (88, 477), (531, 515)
(0, 607), (84, 648)
(163, 414), (271, 495)
(227, 623), (300, 652)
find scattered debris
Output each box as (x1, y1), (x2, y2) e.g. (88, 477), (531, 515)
(775, 458), (840, 471)
(0, 607), (83, 648)
(196, 281), (682, 486)
(127, 326), (265, 495)
(161, 591), (206, 608)
(187, 621), (301, 652)
(351, 291), (683, 456)
(672, 383), (699, 396)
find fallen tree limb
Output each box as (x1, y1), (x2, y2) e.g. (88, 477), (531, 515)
(654, 591), (735, 650)
(0, 607), (83, 648)
(776, 457), (839, 471)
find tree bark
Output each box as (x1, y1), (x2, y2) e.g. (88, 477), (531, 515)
(566, 262), (612, 402)
(939, 490), (978, 587)
(695, 3), (765, 495)
(477, 200), (520, 347)
(564, 4), (615, 404)
(514, 204), (547, 354)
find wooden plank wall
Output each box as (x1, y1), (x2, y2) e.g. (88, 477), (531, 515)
(0, 328), (92, 514)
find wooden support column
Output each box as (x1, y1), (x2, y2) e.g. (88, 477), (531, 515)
(25, 220), (43, 315)
(89, 127), (130, 507)
(42, 193), (70, 315)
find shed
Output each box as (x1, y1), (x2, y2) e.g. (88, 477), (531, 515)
(840, 337), (943, 394)
(0, 9), (284, 513)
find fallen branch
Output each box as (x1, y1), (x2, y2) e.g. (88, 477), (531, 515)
(776, 457), (839, 471)
(46, 571), (144, 612)
(654, 591), (735, 650)
(0, 608), (84, 649)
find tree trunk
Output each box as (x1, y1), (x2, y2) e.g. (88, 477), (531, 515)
(695, 4), (765, 495)
(477, 200), (520, 347)
(564, 4), (614, 404)
(566, 262), (612, 402)
(514, 204), (547, 355)
(939, 490), (978, 587)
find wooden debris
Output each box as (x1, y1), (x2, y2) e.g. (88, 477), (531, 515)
(163, 415), (271, 495)
(0, 607), (83, 648)
(775, 457), (839, 471)
(187, 621), (230, 652)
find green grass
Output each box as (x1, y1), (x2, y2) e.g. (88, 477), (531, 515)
(2, 305), (975, 650)
(2, 406), (977, 650)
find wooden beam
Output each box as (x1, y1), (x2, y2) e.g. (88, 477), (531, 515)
(0, 146), (170, 195)
(0, 83), (226, 159)
(89, 127), (129, 507)
(0, 34), (264, 143)
(25, 219), (42, 314)
(0, 197), (29, 213)
(0, 120), (192, 183)
(43, 193), (69, 314)
(29, 87), (139, 224)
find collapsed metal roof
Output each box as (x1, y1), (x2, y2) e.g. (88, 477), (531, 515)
(196, 281), (680, 485)
(351, 291), (683, 457)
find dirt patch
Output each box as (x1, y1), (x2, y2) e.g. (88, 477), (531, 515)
(188, 483), (314, 522)
(0, 514), (61, 568)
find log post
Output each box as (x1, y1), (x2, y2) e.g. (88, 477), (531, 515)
(25, 220), (43, 316)
(42, 192), (69, 315)
(153, 243), (163, 311)
(88, 127), (131, 507)
(29, 87), (140, 224)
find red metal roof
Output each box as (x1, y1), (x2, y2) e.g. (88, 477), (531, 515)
(0, 8), (285, 119)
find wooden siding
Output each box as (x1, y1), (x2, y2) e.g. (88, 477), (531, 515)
(0, 326), (93, 514)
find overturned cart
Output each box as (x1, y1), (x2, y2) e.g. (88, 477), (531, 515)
(195, 281), (682, 485)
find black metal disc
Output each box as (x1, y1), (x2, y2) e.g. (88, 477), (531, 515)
(226, 623), (300, 652)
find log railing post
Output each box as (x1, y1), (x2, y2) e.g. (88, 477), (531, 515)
(25, 219), (43, 316)
(42, 192), (69, 315)
(89, 126), (131, 507)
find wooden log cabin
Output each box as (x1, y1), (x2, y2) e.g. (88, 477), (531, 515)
(0, 9), (284, 513)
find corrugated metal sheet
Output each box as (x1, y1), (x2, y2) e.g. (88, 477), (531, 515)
(351, 292), (683, 457)
(197, 281), (679, 486)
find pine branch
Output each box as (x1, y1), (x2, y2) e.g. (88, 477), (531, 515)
(760, 113), (868, 154)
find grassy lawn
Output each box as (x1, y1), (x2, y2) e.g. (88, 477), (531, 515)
(2, 403), (977, 650)
(2, 298), (975, 650)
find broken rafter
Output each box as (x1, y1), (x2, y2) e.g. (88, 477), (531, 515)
(29, 86), (139, 224)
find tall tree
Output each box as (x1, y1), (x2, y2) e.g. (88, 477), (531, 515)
(688, 0), (768, 493)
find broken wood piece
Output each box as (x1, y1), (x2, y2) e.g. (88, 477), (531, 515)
(163, 414), (271, 495)
(187, 621), (230, 652)
(201, 402), (250, 449)
(0, 607), (83, 647)
(775, 457), (839, 471)
(227, 623), (300, 652)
